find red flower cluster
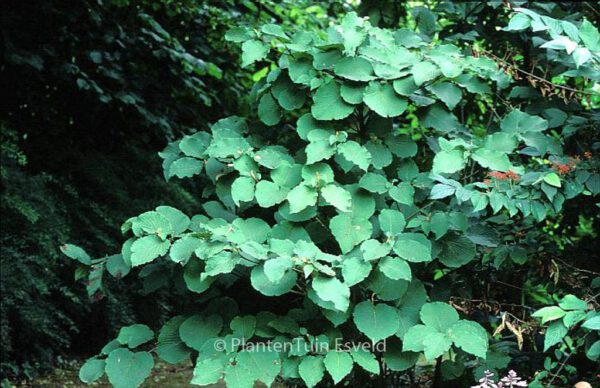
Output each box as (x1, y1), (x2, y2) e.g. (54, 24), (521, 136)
(552, 156), (579, 175)
(488, 170), (521, 181)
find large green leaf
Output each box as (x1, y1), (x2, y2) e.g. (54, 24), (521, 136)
(250, 264), (297, 296)
(334, 57), (375, 81)
(393, 233), (432, 262)
(105, 349), (154, 388)
(427, 82), (462, 110)
(447, 320), (488, 358)
(241, 39), (268, 67)
(298, 355), (325, 388)
(353, 301), (400, 342)
(321, 184), (352, 212)
(179, 314), (223, 351)
(312, 276), (350, 312)
(363, 82), (408, 117)
(324, 350), (353, 384)
(330, 214), (373, 254)
(337, 141), (371, 171)
(432, 150), (465, 174)
(116, 324), (154, 348)
(420, 302), (459, 332)
(311, 81), (354, 121)
(500, 109), (548, 134)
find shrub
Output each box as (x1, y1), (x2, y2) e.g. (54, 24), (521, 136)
(68, 7), (599, 388)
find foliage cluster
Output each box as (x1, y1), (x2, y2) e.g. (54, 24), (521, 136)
(67, 2), (599, 388)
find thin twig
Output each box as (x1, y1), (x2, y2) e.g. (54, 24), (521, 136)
(480, 49), (599, 97)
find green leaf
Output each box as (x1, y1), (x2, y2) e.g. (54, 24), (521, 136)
(135, 210), (174, 238)
(340, 12), (366, 55)
(393, 76), (418, 96)
(342, 256), (372, 286)
(448, 320), (488, 358)
(258, 93), (282, 126)
(312, 276), (350, 312)
(427, 82), (462, 110)
(179, 315), (223, 351)
(255, 180), (288, 208)
(580, 20), (600, 51)
(61, 244), (92, 265)
(383, 343), (419, 372)
(272, 74), (306, 111)
(389, 182), (414, 205)
(183, 259), (215, 294)
(582, 316), (600, 330)
(334, 57), (375, 81)
(225, 27), (254, 43)
(241, 39), (268, 67)
(231, 176), (256, 206)
(179, 132), (211, 158)
(472, 148), (511, 171)
(156, 316), (191, 364)
(321, 184), (352, 212)
(191, 358), (225, 386)
(532, 306), (567, 324)
(420, 302), (459, 332)
(301, 162), (334, 187)
(261, 23), (288, 39)
(223, 361), (254, 388)
(402, 324), (438, 353)
(79, 358), (105, 384)
(586, 340), (600, 361)
(430, 212), (449, 240)
(421, 104), (460, 132)
(423, 332), (453, 360)
(504, 13), (531, 31)
(250, 264), (297, 296)
(558, 294), (587, 311)
(411, 61), (440, 86)
(298, 355), (325, 388)
(353, 301), (400, 342)
(438, 234), (476, 268)
(393, 233), (432, 262)
(365, 141), (392, 169)
(340, 83), (365, 104)
(231, 315), (257, 339)
(169, 157), (203, 178)
(359, 173), (389, 194)
(385, 134), (417, 158)
(433, 150), (465, 174)
(130, 235), (170, 267)
(500, 109), (548, 134)
(378, 209), (406, 236)
(105, 348), (154, 388)
(543, 321), (568, 351)
(311, 81), (354, 121)
(360, 239), (392, 261)
(117, 324), (154, 348)
(543, 172), (562, 188)
(235, 348), (281, 386)
(287, 184), (318, 214)
(324, 350), (353, 384)
(330, 214), (373, 254)
(338, 141), (371, 171)
(430, 184), (455, 199)
(351, 348), (379, 374)
(363, 82), (408, 118)
(378, 257), (411, 281)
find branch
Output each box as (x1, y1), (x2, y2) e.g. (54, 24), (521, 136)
(479, 49), (600, 98)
